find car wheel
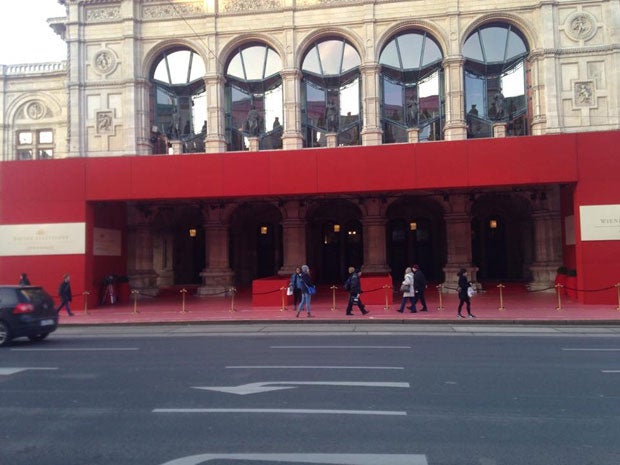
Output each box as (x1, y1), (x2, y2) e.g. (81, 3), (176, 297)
(0, 321), (12, 347)
(28, 333), (50, 342)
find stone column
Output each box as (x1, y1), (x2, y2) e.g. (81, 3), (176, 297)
(493, 123), (507, 138)
(126, 205), (159, 296)
(278, 201), (308, 276)
(528, 191), (563, 291)
(360, 198), (389, 274)
(197, 205), (234, 296)
(528, 51), (547, 135)
(204, 74), (227, 153)
(281, 68), (304, 150)
(442, 194), (477, 291)
(360, 62), (383, 146)
(442, 56), (467, 141)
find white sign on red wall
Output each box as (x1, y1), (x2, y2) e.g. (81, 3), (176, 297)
(579, 205), (620, 241)
(0, 223), (85, 256)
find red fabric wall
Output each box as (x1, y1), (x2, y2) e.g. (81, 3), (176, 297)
(1, 131), (619, 304)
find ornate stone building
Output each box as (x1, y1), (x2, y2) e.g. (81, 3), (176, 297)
(1, 0), (619, 302)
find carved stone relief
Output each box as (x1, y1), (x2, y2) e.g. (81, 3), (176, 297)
(564, 11), (597, 41)
(574, 81), (595, 108)
(86, 7), (121, 22)
(93, 49), (118, 76)
(222, 0), (281, 13)
(26, 101), (47, 120)
(143, 2), (205, 19)
(96, 111), (114, 134)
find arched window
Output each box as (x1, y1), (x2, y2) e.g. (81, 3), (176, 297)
(379, 31), (444, 143)
(301, 38), (362, 147)
(225, 43), (283, 151)
(151, 48), (207, 153)
(463, 23), (529, 139)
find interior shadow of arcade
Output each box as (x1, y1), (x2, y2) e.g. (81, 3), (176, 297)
(119, 187), (560, 296)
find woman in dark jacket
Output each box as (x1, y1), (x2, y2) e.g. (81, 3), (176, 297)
(457, 268), (475, 319)
(296, 265), (314, 318)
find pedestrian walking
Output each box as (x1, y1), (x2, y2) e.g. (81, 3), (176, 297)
(397, 267), (416, 313)
(56, 274), (74, 316)
(296, 265), (314, 318)
(344, 267), (369, 316)
(412, 264), (428, 311)
(18, 272), (31, 286)
(457, 268), (475, 319)
(289, 266), (303, 307)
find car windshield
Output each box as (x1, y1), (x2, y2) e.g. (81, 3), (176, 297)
(18, 288), (50, 304)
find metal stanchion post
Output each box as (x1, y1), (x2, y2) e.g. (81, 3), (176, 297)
(616, 283), (620, 311)
(179, 288), (189, 314)
(131, 289), (140, 314)
(383, 284), (391, 311)
(555, 283), (563, 311)
(280, 287), (287, 312)
(436, 284), (444, 311)
(497, 284), (506, 311)
(330, 285), (338, 311)
(83, 291), (90, 315)
(229, 287), (237, 313)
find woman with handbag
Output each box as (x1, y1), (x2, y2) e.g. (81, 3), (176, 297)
(397, 267), (416, 313)
(296, 265), (314, 318)
(457, 268), (475, 319)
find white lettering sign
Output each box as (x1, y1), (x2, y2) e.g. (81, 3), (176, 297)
(0, 223), (85, 256)
(579, 205), (620, 241)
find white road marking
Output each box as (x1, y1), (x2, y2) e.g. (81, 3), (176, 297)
(226, 365), (404, 370)
(153, 408), (407, 416)
(193, 380), (410, 395)
(10, 347), (138, 351)
(159, 453), (426, 465)
(271, 345), (411, 349)
(562, 348), (620, 351)
(602, 370), (620, 373)
(0, 367), (58, 375)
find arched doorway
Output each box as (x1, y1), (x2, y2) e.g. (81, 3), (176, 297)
(306, 199), (363, 284)
(229, 202), (283, 286)
(471, 193), (533, 281)
(386, 196), (446, 283)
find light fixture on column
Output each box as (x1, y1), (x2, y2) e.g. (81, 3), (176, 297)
(189, 228), (197, 237)
(489, 219), (498, 229)
(409, 222), (417, 231)
(333, 224), (341, 232)
(260, 226), (268, 235)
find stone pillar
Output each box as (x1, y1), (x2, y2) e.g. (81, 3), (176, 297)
(528, 51), (547, 135)
(528, 191), (563, 291)
(442, 194), (477, 291)
(247, 136), (259, 152)
(442, 56), (467, 141)
(127, 206), (159, 296)
(493, 122), (507, 138)
(326, 133), (338, 148)
(197, 206), (234, 296)
(360, 198), (390, 274)
(281, 68), (304, 150)
(204, 74), (227, 153)
(407, 128), (419, 143)
(278, 201), (308, 276)
(359, 62), (382, 146)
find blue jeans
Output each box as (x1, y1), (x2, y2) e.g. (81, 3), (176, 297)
(57, 300), (73, 315)
(298, 292), (311, 313)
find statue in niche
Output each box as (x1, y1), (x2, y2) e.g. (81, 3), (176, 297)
(326, 100), (338, 132)
(246, 105), (260, 136)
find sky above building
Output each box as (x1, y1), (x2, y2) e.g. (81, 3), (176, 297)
(0, 1), (67, 65)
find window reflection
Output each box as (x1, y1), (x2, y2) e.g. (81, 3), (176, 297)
(463, 23), (529, 139)
(151, 48), (207, 153)
(225, 43), (283, 151)
(301, 38), (362, 147)
(379, 31), (444, 143)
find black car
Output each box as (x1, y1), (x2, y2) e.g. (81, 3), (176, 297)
(0, 285), (58, 347)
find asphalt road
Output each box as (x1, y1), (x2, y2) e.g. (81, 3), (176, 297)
(1, 324), (619, 465)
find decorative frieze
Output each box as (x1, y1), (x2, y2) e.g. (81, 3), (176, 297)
(142, 2), (205, 19)
(221, 0), (281, 13)
(86, 7), (120, 22)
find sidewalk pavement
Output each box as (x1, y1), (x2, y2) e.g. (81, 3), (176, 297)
(59, 285), (620, 326)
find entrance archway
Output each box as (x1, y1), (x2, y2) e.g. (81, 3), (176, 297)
(386, 196), (446, 283)
(306, 199), (363, 284)
(471, 193), (533, 281)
